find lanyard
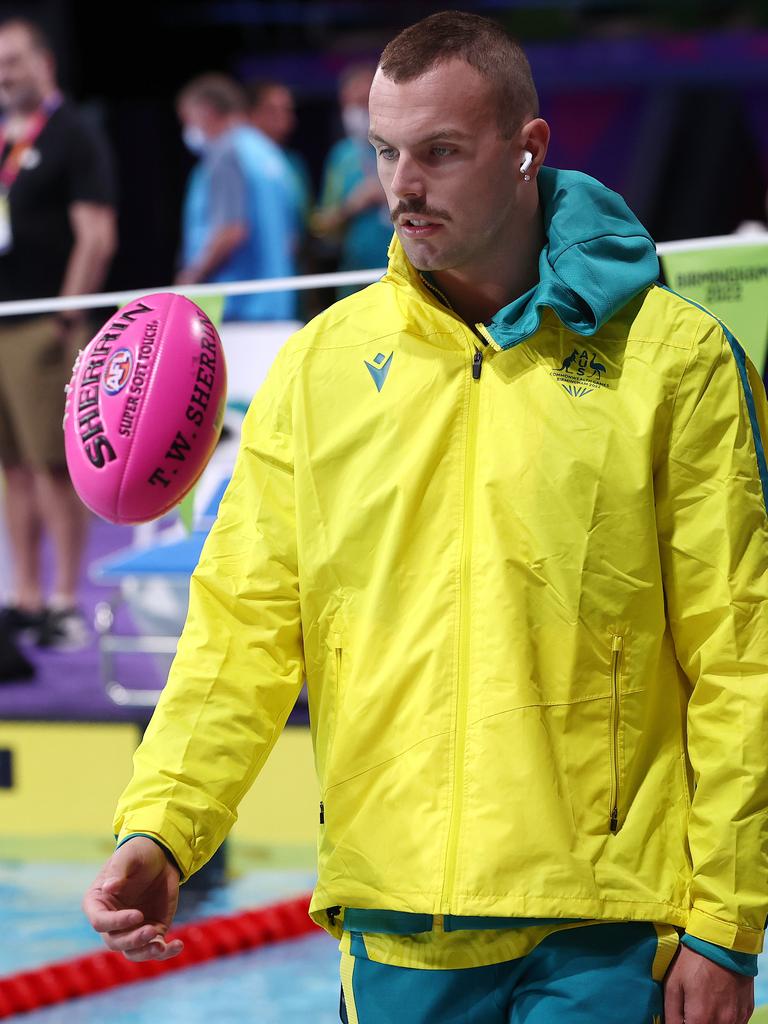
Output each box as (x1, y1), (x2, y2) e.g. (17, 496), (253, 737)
(0, 90), (63, 191)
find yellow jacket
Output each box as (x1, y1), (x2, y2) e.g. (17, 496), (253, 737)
(114, 168), (768, 958)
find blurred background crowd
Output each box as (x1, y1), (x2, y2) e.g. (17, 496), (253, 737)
(0, 0), (767, 679)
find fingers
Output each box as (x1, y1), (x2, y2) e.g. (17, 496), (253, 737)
(122, 937), (185, 963)
(101, 924), (162, 953)
(83, 843), (184, 964)
(97, 920), (185, 961)
(82, 891), (144, 934)
(81, 880), (145, 937)
(664, 971), (685, 1024)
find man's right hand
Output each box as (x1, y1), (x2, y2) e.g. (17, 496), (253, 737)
(82, 836), (184, 962)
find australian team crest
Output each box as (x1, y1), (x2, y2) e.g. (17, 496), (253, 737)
(551, 348), (610, 398)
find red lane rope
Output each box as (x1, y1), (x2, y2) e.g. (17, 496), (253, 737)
(0, 891), (319, 1018)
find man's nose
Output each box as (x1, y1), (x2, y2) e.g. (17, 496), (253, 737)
(390, 154), (425, 200)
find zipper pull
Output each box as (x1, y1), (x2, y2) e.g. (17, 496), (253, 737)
(610, 806), (618, 833)
(327, 905), (341, 926)
(472, 347), (483, 380)
(319, 800), (325, 824)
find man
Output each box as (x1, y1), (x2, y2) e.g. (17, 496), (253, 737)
(312, 64), (392, 296)
(0, 17), (116, 651)
(175, 73), (299, 322)
(246, 78), (312, 224)
(84, 13), (766, 1024)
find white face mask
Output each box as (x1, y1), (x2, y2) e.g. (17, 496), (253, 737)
(342, 104), (369, 141)
(182, 124), (208, 155)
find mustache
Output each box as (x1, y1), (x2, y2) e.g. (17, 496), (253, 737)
(390, 199), (452, 224)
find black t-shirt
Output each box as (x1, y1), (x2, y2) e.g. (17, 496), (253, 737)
(0, 99), (117, 311)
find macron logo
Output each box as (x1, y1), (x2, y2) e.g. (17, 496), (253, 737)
(364, 351), (393, 392)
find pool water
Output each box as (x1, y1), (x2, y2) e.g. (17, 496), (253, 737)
(0, 860), (341, 1023)
(1, 860), (766, 1022)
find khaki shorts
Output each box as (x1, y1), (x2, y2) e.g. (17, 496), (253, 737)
(0, 314), (93, 470)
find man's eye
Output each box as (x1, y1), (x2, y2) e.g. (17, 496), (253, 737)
(432, 146), (454, 157)
(377, 148), (397, 161)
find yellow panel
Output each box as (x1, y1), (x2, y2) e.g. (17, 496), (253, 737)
(231, 726), (318, 846)
(0, 722), (139, 839)
(0, 722), (318, 854)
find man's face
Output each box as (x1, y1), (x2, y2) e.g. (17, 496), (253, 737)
(251, 86), (295, 145)
(368, 59), (523, 274)
(340, 70), (374, 112)
(0, 25), (51, 113)
(178, 99), (209, 134)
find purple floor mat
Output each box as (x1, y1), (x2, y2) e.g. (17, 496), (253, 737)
(0, 515), (169, 723)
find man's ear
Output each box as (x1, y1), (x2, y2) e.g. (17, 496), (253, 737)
(520, 118), (551, 175)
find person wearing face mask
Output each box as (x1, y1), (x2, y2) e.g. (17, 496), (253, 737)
(312, 64), (392, 297)
(175, 73), (299, 321)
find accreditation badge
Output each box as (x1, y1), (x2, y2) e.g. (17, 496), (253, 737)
(0, 188), (12, 255)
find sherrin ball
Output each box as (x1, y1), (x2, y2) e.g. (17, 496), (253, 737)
(63, 292), (227, 525)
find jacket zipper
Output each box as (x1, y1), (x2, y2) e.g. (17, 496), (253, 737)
(609, 634), (624, 833)
(335, 640), (343, 700)
(320, 632), (344, 827)
(441, 334), (483, 911)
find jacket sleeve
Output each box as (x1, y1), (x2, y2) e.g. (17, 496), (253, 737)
(112, 343), (305, 880)
(654, 316), (768, 954)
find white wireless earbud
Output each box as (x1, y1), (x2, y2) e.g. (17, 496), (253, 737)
(520, 150), (533, 179)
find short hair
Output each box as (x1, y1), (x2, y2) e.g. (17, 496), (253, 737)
(245, 78), (286, 110)
(339, 62), (377, 91)
(378, 11), (538, 139)
(0, 17), (53, 55)
(176, 73), (246, 116)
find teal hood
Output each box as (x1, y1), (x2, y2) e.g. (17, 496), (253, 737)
(487, 166), (659, 350)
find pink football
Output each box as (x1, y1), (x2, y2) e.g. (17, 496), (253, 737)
(63, 292), (227, 525)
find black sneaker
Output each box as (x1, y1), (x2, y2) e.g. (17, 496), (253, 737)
(0, 605), (46, 640)
(36, 606), (90, 651)
(0, 622), (35, 683)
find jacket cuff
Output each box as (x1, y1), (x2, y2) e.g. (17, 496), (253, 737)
(114, 830), (186, 881)
(114, 811), (196, 880)
(686, 907), (764, 955)
(681, 934), (758, 977)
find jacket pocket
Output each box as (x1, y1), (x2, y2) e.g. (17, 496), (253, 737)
(320, 626), (345, 823)
(609, 633), (625, 833)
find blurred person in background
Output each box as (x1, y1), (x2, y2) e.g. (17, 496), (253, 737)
(246, 78), (312, 227)
(311, 63), (391, 297)
(175, 73), (299, 321)
(0, 17), (117, 654)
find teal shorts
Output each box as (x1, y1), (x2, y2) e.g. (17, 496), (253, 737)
(339, 921), (670, 1023)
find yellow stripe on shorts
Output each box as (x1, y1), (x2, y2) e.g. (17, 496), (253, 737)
(340, 949), (360, 1024)
(651, 923), (680, 982)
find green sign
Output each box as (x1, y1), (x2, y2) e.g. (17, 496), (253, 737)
(660, 240), (768, 371)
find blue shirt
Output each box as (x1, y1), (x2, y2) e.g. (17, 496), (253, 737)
(182, 124), (299, 321)
(319, 136), (392, 296)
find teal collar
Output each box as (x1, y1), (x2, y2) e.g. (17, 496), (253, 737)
(415, 167), (659, 350)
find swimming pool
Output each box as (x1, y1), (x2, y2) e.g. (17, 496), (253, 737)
(0, 859), (341, 1022)
(2, 859), (766, 1022)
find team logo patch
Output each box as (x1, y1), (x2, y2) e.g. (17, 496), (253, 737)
(551, 347), (610, 398)
(364, 351), (393, 392)
(103, 348), (133, 396)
